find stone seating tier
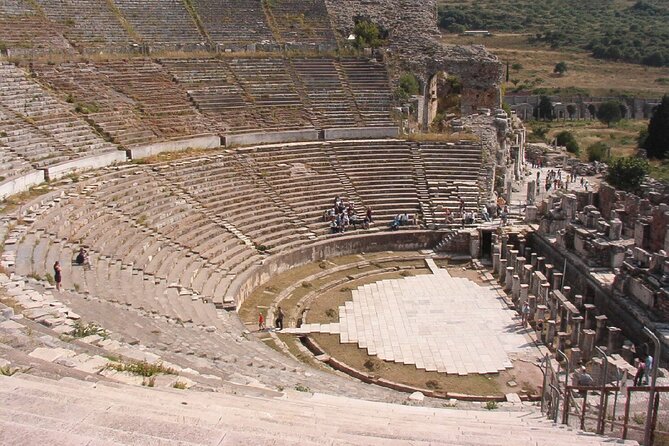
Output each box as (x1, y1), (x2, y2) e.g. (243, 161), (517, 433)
(192, 0), (274, 46)
(0, 373), (638, 446)
(34, 0), (132, 49)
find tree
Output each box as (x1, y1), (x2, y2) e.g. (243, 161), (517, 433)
(566, 104), (577, 119)
(619, 103), (628, 119)
(587, 141), (610, 162)
(554, 61), (568, 75)
(352, 20), (386, 49)
(556, 130), (579, 155)
(606, 157), (649, 191)
(511, 63), (523, 71)
(538, 96), (554, 120)
(597, 100), (622, 127)
(643, 95), (669, 158)
(395, 73), (420, 101)
(588, 104), (597, 119)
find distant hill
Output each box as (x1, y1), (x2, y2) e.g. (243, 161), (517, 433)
(438, 0), (669, 67)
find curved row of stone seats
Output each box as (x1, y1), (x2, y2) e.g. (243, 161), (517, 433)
(227, 58), (313, 132)
(0, 136), (36, 180)
(0, 373), (637, 446)
(332, 141), (421, 223)
(32, 62), (161, 148)
(98, 59), (211, 137)
(192, 0), (275, 48)
(239, 142), (357, 236)
(0, 62), (119, 165)
(0, 3), (76, 57)
(161, 153), (314, 251)
(420, 142), (485, 213)
(292, 58), (359, 128)
(0, 107), (71, 168)
(110, 0), (204, 48)
(160, 58), (259, 134)
(267, 0), (336, 45)
(340, 58), (394, 127)
(34, 0), (132, 51)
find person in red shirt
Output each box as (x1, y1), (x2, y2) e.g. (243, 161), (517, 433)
(258, 312), (266, 331)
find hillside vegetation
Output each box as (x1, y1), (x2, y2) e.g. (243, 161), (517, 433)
(438, 0), (669, 67)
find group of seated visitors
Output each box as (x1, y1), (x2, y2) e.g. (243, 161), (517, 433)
(389, 213), (419, 230)
(325, 196), (373, 233)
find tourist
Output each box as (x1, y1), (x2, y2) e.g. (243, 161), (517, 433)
(275, 306), (284, 331)
(330, 219), (338, 234)
(366, 206), (373, 223)
(577, 366), (594, 395)
(481, 205), (491, 222)
(521, 300), (530, 328)
(501, 206), (508, 226)
(54, 261), (62, 291)
(644, 354), (653, 385)
(258, 312), (266, 331)
(444, 207), (453, 224)
(634, 359), (646, 387)
(75, 247), (88, 267)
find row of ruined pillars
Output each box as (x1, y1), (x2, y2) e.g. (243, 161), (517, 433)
(492, 233), (634, 376)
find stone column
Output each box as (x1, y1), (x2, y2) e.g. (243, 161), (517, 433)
(501, 234), (508, 258)
(535, 304), (547, 322)
(515, 256), (526, 276)
(522, 264), (533, 285)
(508, 250), (519, 271)
(505, 267), (514, 292)
(595, 315), (608, 345)
(544, 264), (554, 284)
(519, 284), (529, 306)
(581, 329), (596, 361)
(571, 315), (583, 346)
(621, 343), (634, 364)
(492, 252), (501, 275)
(499, 259), (508, 283)
(552, 272), (563, 291)
(574, 294), (583, 311)
(557, 331), (569, 352)
(569, 348), (582, 371)
(518, 237), (526, 256)
(546, 320), (557, 346)
(536, 256), (546, 273)
(562, 286), (571, 300)
(540, 283), (551, 306)
(512, 275), (521, 302)
(583, 304), (596, 329)
(607, 326), (623, 355)
(559, 306), (569, 332)
(610, 218), (623, 241)
(530, 252), (538, 268)
(528, 295), (537, 320)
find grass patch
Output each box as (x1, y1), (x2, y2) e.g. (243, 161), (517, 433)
(172, 380), (188, 389)
(70, 321), (108, 339)
(106, 360), (177, 377)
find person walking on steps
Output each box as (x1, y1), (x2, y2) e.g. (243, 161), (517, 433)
(54, 261), (62, 291)
(275, 306), (284, 331)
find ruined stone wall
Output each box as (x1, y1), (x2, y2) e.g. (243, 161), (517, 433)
(324, 0), (502, 114)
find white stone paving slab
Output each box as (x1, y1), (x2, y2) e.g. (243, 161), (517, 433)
(294, 267), (534, 375)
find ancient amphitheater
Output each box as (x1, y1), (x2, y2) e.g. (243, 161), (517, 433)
(0, 1), (661, 445)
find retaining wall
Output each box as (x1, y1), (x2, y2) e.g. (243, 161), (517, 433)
(128, 135), (221, 159)
(225, 230), (446, 309)
(0, 170), (46, 199)
(224, 130), (320, 147)
(323, 127), (399, 140)
(45, 151), (128, 180)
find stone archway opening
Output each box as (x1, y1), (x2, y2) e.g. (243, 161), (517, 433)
(425, 71), (463, 131)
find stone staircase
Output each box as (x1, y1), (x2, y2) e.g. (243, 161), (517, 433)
(0, 372), (637, 445)
(410, 143), (435, 228)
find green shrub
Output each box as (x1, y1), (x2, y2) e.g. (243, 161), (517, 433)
(606, 157), (649, 191)
(587, 141), (610, 162)
(555, 130), (579, 155)
(396, 73), (420, 101)
(352, 20), (387, 49)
